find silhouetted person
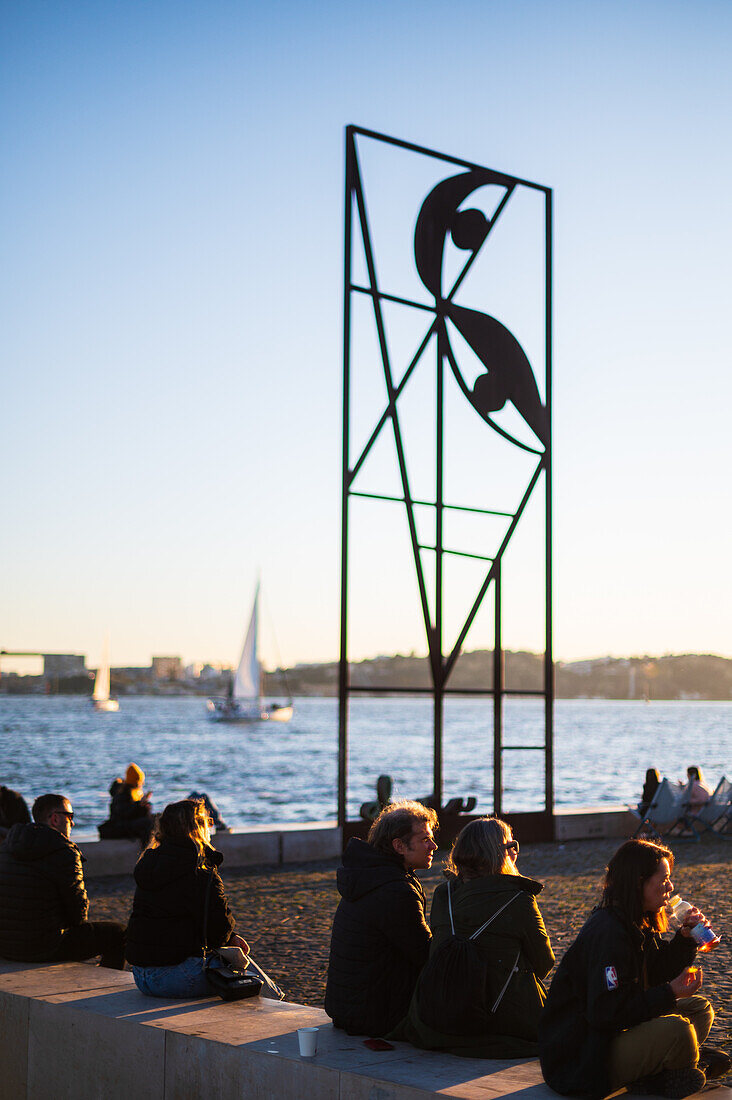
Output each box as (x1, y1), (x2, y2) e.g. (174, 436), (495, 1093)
(0, 784), (31, 839)
(98, 762), (154, 846)
(0, 793), (125, 968)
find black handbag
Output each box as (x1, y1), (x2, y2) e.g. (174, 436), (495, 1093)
(201, 866), (264, 1002)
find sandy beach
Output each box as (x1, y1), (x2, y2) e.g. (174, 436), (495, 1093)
(89, 832), (731, 1085)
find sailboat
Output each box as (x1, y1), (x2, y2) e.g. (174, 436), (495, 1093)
(91, 637), (119, 712)
(207, 586), (293, 723)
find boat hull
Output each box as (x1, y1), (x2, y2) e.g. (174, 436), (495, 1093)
(206, 700), (293, 724)
(93, 699), (119, 712)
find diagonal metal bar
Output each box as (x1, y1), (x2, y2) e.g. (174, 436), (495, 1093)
(351, 143), (437, 673)
(349, 125), (550, 194)
(351, 285), (437, 314)
(443, 456), (546, 684)
(349, 320), (437, 485)
(350, 490), (513, 517)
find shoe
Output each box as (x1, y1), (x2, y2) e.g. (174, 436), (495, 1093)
(630, 1066), (706, 1098)
(699, 1045), (732, 1080)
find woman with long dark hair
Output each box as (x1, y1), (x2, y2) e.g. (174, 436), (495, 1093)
(126, 798), (248, 997)
(391, 815), (554, 1056)
(539, 838), (727, 1098)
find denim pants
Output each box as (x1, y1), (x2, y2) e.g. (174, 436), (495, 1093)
(132, 954), (218, 998)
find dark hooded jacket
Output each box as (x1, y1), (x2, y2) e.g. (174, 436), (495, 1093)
(98, 780), (153, 840)
(125, 837), (235, 967)
(0, 822), (89, 961)
(391, 872), (554, 1056)
(324, 837), (432, 1037)
(538, 906), (697, 1098)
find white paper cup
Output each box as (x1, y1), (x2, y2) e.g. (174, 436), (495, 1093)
(297, 1027), (319, 1057)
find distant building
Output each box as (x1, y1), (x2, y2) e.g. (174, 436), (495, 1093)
(152, 656), (183, 680)
(43, 654), (86, 679)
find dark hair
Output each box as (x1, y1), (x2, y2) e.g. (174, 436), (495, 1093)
(32, 793), (68, 824)
(444, 816), (518, 879)
(368, 800), (438, 855)
(147, 799), (212, 859)
(687, 766), (701, 782)
(599, 838), (673, 932)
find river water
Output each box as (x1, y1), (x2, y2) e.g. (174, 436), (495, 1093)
(0, 696), (729, 838)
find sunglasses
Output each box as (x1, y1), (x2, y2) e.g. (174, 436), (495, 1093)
(504, 839), (519, 856)
(54, 809), (75, 821)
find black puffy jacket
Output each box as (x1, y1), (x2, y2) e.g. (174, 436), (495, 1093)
(325, 838), (432, 1037)
(0, 823), (89, 961)
(539, 906), (697, 1098)
(125, 838), (236, 967)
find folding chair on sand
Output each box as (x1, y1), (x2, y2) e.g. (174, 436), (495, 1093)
(691, 776), (732, 837)
(632, 779), (687, 841)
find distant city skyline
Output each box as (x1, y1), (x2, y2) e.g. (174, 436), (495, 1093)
(2, 1), (731, 672)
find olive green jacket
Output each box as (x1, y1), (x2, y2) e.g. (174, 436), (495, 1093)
(390, 873), (554, 1057)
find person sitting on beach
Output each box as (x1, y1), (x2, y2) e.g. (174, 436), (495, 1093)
(98, 763), (154, 846)
(638, 768), (661, 816)
(325, 800), (437, 1037)
(125, 798), (249, 997)
(0, 793), (125, 969)
(390, 816), (555, 1057)
(0, 783), (31, 838)
(539, 838), (729, 1098)
(682, 767), (711, 814)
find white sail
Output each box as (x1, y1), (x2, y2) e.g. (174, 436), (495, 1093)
(232, 587), (260, 703)
(93, 638), (111, 702)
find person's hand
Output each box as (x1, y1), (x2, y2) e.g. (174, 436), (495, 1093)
(229, 933), (250, 954)
(670, 966), (702, 999)
(142, 791), (152, 803)
(678, 906), (708, 936)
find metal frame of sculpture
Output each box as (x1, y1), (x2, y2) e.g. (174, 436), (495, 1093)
(338, 125), (553, 830)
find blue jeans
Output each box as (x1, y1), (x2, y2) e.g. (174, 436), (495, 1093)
(132, 955), (217, 998)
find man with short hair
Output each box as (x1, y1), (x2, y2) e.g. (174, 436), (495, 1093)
(0, 793), (125, 969)
(325, 800), (438, 1037)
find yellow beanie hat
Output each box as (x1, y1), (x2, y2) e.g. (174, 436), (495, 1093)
(125, 763), (144, 787)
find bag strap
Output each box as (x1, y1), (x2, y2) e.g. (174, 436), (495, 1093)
(446, 879), (521, 940)
(201, 865), (215, 957)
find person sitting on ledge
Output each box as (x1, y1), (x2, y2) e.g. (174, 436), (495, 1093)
(0, 782), (31, 838)
(0, 793), (125, 969)
(539, 838), (729, 1099)
(325, 800), (437, 1037)
(390, 815), (555, 1057)
(98, 762), (154, 846)
(125, 798), (249, 998)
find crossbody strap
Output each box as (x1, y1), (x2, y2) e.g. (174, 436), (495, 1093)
(201, 865), (215, 956)
(446, 878), (521, 939)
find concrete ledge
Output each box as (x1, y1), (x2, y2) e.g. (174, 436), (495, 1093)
(554, 805), (637, 841)
(0, 961), (723, 1100)
(78, 822), (341, 878)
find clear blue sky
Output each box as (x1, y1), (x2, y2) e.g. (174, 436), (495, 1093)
(2, 0), (731, 671)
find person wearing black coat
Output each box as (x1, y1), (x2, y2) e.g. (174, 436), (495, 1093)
(98, 763), (154, 845)
(325, 800), (438, 1038)
(539, 839), (727, 1099)
(126, 798), (248, 998)
(0, 793), (125, 968)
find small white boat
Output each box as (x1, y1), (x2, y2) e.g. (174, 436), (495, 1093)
(207, 586), (293, 723)
(92, 637), (119, 712)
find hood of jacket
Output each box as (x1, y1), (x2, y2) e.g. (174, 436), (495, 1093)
(446, 872), (544, 901)
(3, 822), (79, 863)
(337, 837), (415, 903)
(134, 837), (223, 891)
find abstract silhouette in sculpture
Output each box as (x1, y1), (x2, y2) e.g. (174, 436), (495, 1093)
(414, 169), (548, 448)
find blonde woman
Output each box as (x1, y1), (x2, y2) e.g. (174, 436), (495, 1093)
(126, 799), (248, 997)
(391, 815), (554, 1056)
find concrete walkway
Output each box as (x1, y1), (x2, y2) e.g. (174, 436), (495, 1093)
(1, 960), (727, 1099)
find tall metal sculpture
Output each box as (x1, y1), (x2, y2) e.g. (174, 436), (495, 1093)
(339, 126), (553, 832)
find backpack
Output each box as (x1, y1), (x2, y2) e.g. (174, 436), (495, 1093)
(416, 880), (521, 1035)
